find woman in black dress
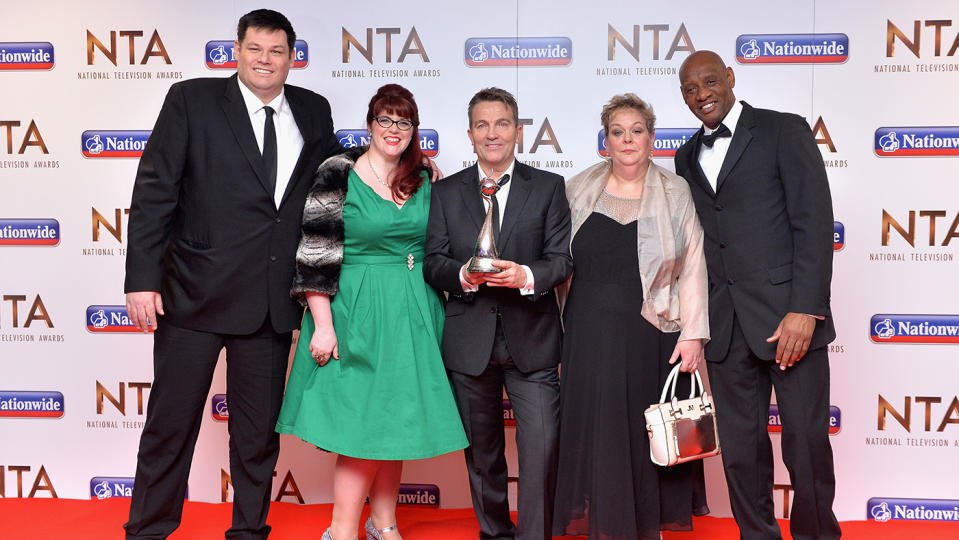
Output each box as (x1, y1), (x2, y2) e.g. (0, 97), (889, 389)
(553, 94), (711, 540)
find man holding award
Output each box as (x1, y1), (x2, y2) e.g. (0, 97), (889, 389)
(424, 87), (572, 540)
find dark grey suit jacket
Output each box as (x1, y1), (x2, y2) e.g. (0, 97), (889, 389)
(424, 161), (573, 375)
(675, 101), (835, 361)
(124, 74), (341, 334)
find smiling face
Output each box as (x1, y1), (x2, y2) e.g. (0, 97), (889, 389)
(679, 51), (737, 130)
(234, 26), (293, 104)
(368, 111), (414, 161)
(605, 108), (655, 167)
(467, 100), (522, 175)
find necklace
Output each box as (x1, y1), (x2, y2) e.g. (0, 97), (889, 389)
(367, 154), (392, 189)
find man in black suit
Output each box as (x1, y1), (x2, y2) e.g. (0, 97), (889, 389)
(424, 88), (572, 540)
(122, 9), (341, 539)
(674, 50), (840, 540)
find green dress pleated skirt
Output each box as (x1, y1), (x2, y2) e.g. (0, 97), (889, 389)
(276, 170), (468, 460)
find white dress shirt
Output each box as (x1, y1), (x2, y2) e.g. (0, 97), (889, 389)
(697, 99), (743, 192)
(237, 80), (304, 207)
(459, 160), (535, 295)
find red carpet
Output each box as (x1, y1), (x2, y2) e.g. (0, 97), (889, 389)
(1, 498), (955, 539)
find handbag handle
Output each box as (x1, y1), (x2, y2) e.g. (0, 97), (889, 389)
(658, 363), (706, 404)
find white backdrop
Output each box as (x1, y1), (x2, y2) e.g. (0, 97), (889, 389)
(2, 0), (958, 525)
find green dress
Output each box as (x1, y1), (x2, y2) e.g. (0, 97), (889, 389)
(276, 170), (468, 460)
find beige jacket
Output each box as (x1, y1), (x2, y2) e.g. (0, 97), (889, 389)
(557, 160), (710, 342)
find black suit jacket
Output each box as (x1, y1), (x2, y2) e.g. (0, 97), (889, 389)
(424, 162), (573, 376)
(124, 74), (341, 334)
(675, 101), (835, 361)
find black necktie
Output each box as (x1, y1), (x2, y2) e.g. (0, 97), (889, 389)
(482, 173), (511, 242)
(701, 123), (731, 148)
(262, 106), (277, 196)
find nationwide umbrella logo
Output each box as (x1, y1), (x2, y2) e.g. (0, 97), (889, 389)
(874, 127), (959, 157)
(465, 37), (572, 67)
(81, 130), (151, 158)
(90, 477), (134, 499)
(597, 128), (697, 158)
(833, 221), (844, 251)
(397, 484), (439, 507)
(768, 404), (840, 434)
(211, 394), (229, 421)
(867, 497), (959, 522)
(870, 314), (959, 343)
(86, 305), (150, 333)
(0, 42), (54, 70)
(0, 219), (60, 246)
(335, 128), (439, 157)
(0, 391), (65, 418)
(736, 34), (848, 64)
(204, 40), (309, 69)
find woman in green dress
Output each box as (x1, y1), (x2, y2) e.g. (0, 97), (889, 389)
(276, 84), (467, 540)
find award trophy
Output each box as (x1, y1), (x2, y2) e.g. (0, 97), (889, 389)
(467, 177), (504, 273)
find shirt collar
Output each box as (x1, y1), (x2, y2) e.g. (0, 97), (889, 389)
(237, 77), (286, 116)
(476, 159), (516, 182)
(703, 99), (743, 136)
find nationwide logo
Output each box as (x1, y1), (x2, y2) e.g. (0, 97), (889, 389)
(86, 305), (150, 333)
(0, 42), (54, 70)
(81, 130), (150, 158)
(769, 404), (840, 434)
(834, 221), (844, 251)
(0, 391), (64, 418)
(0, 219), (60, 246)
(503, 399), (515, 427)
(465, 37), (572, 67)
(211, 394), (228, 421)
(335, 129), (439, 157)
(736, 34), (849, 64)
(205, 40), (309, 69)
(870, 314), (959, 343)
(597, 128), (697, 158)
(90, 477), (134, 499)
(397, 483), (439, 506)
(874, 127), (959, 156)
(867, 497), (959, 522)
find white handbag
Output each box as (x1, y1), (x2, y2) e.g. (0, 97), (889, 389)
(644, 364), (721, 466)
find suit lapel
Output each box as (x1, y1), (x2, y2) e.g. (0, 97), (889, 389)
(685, 129), (716, 198)
(278, 87), (315, 208)
(221, 75), (271, 198)
(459, 167), (486, 230)
(497, 163), (531, 253)
(715, 102), (755, 192)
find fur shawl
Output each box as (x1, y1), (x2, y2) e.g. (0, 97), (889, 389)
(290, 146), (366, 302)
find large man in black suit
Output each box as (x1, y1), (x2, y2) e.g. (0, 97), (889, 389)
(674, 51), (840, 540)
(122, 10), (341, 539)
(424, 88), (572, 540)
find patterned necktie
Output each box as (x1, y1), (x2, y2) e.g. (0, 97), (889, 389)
(481, 173), (511, 242)
(701, 123), (731, 148)
(262, 106), (277, 196)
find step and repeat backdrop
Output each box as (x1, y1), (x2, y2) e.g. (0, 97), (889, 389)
(3, 0), (958, 526)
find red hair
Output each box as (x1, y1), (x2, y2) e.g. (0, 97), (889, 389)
(366, 84), (428, 201)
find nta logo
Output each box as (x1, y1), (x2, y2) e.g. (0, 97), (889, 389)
(0, 42), (54, 70)
(881, 209), (959, 247)
(0, 219), (59, 246)
(465, 37), (571, 67)
(886, 19), (959, 58)
(86, 29), (171, 66)
(607, 24), (695, 61)
(875, 127), (959, 156)
(1, 120), (49, 154)
(342, 27), (429, 63)
(205, 40), (308, 69)
(736, 34), (848, 64)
